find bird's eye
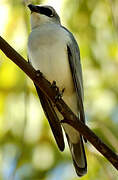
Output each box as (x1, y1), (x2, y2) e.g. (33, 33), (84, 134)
(37, 7), (54, 17)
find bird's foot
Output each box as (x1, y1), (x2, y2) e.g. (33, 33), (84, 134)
(55, 88), (65, 101)
(36, 70), (43, 78)
(51, 81), (65, 101)
(51, 81), (59, 92)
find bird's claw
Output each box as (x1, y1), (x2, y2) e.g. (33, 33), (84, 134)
(51, 81), (59, 92)
(51, 81), (65, 102)
(55, 88), (65, 101)
(36, 70), (43, 78)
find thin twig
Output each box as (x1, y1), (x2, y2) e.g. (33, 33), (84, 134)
(0, 36), (118, 170)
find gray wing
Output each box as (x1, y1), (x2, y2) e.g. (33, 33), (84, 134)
(66, 43), (88, 174)
(63, 27), (85, 124)
(34, 84), (65, 151)
(62, 28), (87, 176)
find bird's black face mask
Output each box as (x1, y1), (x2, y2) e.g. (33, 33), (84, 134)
(28, 4), (53, 17)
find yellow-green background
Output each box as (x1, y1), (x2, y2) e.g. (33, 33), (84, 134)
(0, 0), (118, 179)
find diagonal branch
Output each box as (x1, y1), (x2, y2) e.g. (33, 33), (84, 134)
(0, 36), (118, 170)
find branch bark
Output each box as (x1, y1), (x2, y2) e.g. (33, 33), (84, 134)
(0, 36), (118, 170)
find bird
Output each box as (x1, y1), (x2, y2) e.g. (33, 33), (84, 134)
(27, 4), (87, 177)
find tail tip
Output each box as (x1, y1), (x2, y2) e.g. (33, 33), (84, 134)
(73, 158), (87, 177)
(76, 167), (87, 177)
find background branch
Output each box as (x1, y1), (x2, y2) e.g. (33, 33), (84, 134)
(0, 35), (118, 170)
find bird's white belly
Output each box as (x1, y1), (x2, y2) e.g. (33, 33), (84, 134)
(29, 37), (75, 92)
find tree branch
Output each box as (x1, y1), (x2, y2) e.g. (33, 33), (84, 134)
(0, 36), (118, 170)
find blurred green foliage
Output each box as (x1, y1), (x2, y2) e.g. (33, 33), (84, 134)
(0, 0), (118, 179)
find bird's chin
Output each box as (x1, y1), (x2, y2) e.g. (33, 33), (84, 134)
(31, 11), (38, 15)
(31, 12), (40, 22)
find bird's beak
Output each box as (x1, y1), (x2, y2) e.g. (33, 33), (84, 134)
(28, 4), (39, 13)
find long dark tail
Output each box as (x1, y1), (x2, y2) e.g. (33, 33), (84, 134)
(66, 135), (87, 177)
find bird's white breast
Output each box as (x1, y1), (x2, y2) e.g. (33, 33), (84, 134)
(28, 24), (74, 93)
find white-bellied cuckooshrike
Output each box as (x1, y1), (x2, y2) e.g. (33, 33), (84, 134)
(27, 4), (87, 177)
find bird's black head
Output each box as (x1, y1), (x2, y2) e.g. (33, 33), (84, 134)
(28, 4), (54, 17)
(28, 4), (61, 28)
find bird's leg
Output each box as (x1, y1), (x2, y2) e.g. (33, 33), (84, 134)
(51, 80), (59, 92)
(51, 81), (65, 101)
(55, 87), (65, 101)
(36, 70), (43, 78)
